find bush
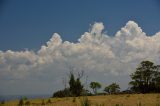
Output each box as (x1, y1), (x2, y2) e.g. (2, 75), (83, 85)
(22, 97), (27, 101)
(53, 88), (71, 97)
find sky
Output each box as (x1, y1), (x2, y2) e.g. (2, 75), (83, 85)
(0, 0), (160, 95)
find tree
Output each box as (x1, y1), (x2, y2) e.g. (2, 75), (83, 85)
(153, 65), (160, 92)
(129, 61), (160, 93)
(69, 72), (76, 96)
(90, 82), (101, 94)
(104, 83), (120, 94)
(74, 78), (83, 96)
(53, 71), (84, 97)
(69, 72), (83, 96)
(53, 88), (71, 97)
(104, 86), (110, 94)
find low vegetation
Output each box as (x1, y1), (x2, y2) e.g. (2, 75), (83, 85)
(1, 60), (160, 106)
(52, 60), (160, 98)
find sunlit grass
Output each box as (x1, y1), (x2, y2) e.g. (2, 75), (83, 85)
(1, 94), (160, 106)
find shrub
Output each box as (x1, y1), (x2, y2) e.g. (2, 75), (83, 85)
(22, 97), (27, 101)
(53, 88), (71, 97)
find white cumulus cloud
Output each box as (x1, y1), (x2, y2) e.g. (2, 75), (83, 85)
(0, 21), (160, 94)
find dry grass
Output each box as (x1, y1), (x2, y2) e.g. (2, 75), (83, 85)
(1, 94), (160, 106)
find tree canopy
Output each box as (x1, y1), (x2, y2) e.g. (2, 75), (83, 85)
(104, 83), (120, 94)
(53, 60), (160, 98)
(90, 82), (101, 94)
(69, 72), (83, 96)
(129, 61), (160, 93)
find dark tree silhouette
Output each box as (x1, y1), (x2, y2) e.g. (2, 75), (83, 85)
(104, 83), (120, 94)
(129, 61), (160, 93)
(90, 82), (101, 94)
(69, 72), (83, 96)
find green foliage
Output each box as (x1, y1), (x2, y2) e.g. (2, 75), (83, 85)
(104, 83), (120, 94)
(74, 78), (83, 96)
(18, 97), (29, 106)
(53, 71), (83, 97)
(69, 72), (76, 96)
(22, 97), (27, 101)
(53, 88), (71, 97)
(90, 82), (101, 94)
(80, 97), (91, 106)
(69, 72), (83, 96)
(129, 61), (160, 93)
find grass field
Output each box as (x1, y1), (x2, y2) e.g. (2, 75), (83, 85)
(1, 94), (160, 106)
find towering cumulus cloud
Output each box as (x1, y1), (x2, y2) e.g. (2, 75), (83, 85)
(0, 21), (160, 93)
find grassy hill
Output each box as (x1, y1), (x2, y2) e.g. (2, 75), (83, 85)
(1, 94), (160, 106)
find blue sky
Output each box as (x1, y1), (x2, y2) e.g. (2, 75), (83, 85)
(0, 0), (160, 51)
(0, 0), (160, 95)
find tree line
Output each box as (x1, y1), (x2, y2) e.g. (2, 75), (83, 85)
(129, 61), (160, 93)
(53, 60), (160, 98)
